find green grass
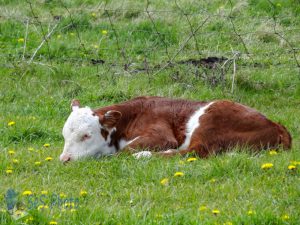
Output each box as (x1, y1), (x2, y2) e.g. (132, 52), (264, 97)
(0, 0), (300, 224)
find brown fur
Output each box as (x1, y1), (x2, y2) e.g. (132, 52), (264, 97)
(93, 97), (292, 158)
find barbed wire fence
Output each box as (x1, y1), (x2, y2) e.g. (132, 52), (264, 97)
(1, 1), (299, 93)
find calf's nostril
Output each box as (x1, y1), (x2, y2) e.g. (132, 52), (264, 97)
(60, 154), (71, 163)
(63, 157), (71, 165)
(64, 156), (71, 163)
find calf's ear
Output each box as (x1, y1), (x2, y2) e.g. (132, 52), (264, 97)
(101, 110), (122, 129)
(71, 99), (80, 111)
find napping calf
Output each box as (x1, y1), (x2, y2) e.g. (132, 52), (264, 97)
(60, 96), (291, 162)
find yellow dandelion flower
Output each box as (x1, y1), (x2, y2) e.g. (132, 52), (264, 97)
(210, 178), (216, 183)
(269, 150), (277, 155)
(14, 210), (25, 216)
(43, 143), (50, 147)
(91, 12), (96, 17)
(41, 190), (48, 195)
(6, 169), (13, 175)
(223, 222), (233, 225)
(49, 221), (58, 225)
(212, 209), (220, 215)
(80, 190), (88, 197)
(60, 193), (67, 198)
(199, 205), (207, 211)
(17, 38), (24, 43)
(34, 161), (42, 166)
(101, 30), (108, 35)
(8, 121), (16, 126)
(290, 161), (300, 165)
(187, 157), (197, 162)
(45, 157), (53, 161)
(261, 163), (273, 169)
(22, 190), (33, 196)
(12, 159), (19, 164)
(64, 202), (75, 208)
(25, 216), (34, 223)
(174, 172), (184, 177)
(8, 150), (15, 155)
(288, 165), (296, 170)
(28, 147), (34, 151)
(37, 205), (49, 210)
(247, 210), (255, 215)
(160, 178), (169, 186)
(281, 214), (289, 220)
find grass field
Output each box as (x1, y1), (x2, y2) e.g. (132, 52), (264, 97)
(1, 0), (300, 224)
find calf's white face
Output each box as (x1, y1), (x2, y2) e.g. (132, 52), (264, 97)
(60, 101), (120, 162)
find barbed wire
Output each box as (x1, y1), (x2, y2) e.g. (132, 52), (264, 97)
(1, 5), (297, 20)
(25, 0), (52, 64)
(2, 27), (300, 41)
(2, 23), (299, 40)
(266, 0), (300, 71)
(1, 0), (299, 85)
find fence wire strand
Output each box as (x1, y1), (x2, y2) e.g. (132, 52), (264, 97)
(1, 0), (299, 80)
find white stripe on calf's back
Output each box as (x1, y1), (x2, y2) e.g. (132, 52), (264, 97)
(179, 102), (214, 150)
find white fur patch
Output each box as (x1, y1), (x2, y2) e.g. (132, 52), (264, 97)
(61, 107), (142, 161)
(179, 102), (214, 150)
(133, 151), (152, 159)
(119, 136), (140, 150)
(164, 149), (174, 154)
(61, 107), (117, 161)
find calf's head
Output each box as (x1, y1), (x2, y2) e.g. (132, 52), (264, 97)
(60, 100), (121, 162)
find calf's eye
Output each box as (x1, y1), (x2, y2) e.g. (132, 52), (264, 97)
(81, 134), (91, 141)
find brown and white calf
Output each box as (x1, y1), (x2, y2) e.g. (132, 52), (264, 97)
(60, 96), (291, 162)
